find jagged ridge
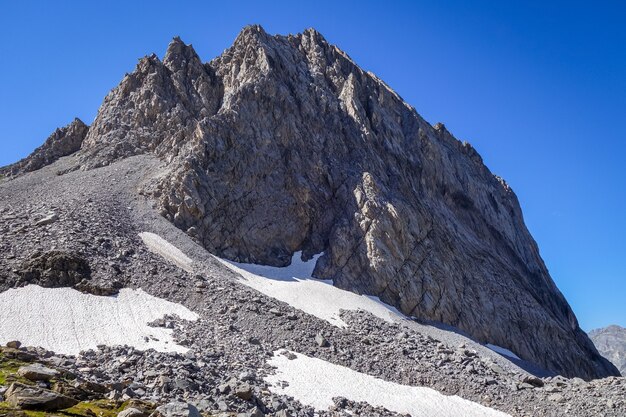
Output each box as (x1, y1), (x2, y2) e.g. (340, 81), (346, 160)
(1, 118), (89, 177)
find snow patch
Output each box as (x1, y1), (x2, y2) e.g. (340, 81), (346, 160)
(218, 252), (402, 327)
(0, 285), (198, 355)
(265, 350), (511, 417)
(486, 343), (521, 360)
(139, 232), (193, 272)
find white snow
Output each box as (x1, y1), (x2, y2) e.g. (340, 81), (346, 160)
(217, 252), (403, 327)
(486, 343), (521, 360)
(139, 232), (193, 272)
(0, 285), (198, 355)
(266, 350), (511, 417)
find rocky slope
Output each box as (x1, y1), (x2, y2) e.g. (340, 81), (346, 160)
(1, 25), (616, 381)
(0, 155), (624, 416)
(590, 325), (626, 376)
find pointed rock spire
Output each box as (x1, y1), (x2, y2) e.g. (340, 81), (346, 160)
(163, 36), (202, 72)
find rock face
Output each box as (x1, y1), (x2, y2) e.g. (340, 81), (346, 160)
(589, 325), (626, 376)
(0, 118), (88, 177)
(3, 26), (617, 380)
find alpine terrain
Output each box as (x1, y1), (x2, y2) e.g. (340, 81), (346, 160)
(0, 26), (623, 417)
(590, 325), (626, 376)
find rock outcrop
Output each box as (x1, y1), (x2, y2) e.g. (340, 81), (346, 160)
(0, 118), (88, 177)
(17, 250), (91, 288)
(4, 26), (617, 380)
(590, 325), (626, 376)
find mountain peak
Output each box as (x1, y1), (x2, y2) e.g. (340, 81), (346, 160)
(233, 24), (270, 46)
(163, 36), (202, 72)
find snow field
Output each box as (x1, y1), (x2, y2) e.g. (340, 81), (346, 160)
(0, 285), (198, 355)
(139, 231), (194, 272)
(218, 252), (403, 327)
(265, 350), (512, 417)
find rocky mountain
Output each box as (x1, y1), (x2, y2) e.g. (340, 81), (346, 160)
(590, 325), (626, 376)
(1, 25), (617, 381)
(0, 25), (623, 417)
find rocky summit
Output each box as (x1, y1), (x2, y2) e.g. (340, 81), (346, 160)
(0, 25), (623, 417)
(590, 325), (626, 376)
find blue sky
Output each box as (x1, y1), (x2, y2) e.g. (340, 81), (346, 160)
(1, 1), (624, 331)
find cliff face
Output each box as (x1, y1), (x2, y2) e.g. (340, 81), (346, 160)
(10, 26), (617, 379)
(590, 325), (626, 376)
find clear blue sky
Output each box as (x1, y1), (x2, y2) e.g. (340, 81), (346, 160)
(1, 1), (624, 331)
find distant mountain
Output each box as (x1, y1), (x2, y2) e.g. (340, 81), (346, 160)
(589, 325), (626, 376)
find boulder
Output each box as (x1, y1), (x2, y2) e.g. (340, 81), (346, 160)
(17, 363), (59, 381)
(151, 402), (201, 417)
(119, 407), (147, 417)
(6, 341), (21, 349)
(5, 382), (79, 411)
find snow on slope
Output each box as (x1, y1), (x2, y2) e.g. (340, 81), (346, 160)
(265, 350), (511, 417)
(218, 252), (402, 327)
(136, 233), (527, 369)
(487, 343), (521, 360)
(139, 231), (193, 272)
(0, 285), (198, 355)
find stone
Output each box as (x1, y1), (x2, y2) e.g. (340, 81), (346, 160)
(17, 363), (59, 381)
(35, 213), (59, 227)
(152, 402), (201, 417)
(6, 340), (21, 349)
(315, 333), (329, 348)
(522, 375), (545, 388)
(233, 383), (253, 401)
(5, 382), (79, 411)
(548, 393), (566, 403)
(238, 407), (264, 417)
(269, 308), (282, 316)
(118, 407), (147, 417)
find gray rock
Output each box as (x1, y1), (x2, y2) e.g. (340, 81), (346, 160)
(118, 407), (147, 417)
(17, 363), (59, 381)
(5, 382), (79, 411)
(548, 393), (566, 403)
(233, 383), (253, 400)
(152, 402), (201, 417)
(6, 340), (21, 349)
(315, 333), (330, 347)
(35, 213), (59, 227)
